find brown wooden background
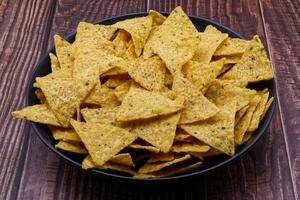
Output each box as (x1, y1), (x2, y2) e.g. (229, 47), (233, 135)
(0, 0), (299, 199)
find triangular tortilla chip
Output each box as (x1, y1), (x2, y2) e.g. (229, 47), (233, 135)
(172, 141), (211, 153)
(221, 35), (273, 82)
(175, 129), (194, 142)
(55, 141), (88, 154)
(11, 104), (62, 127)
(116, 86), (183, 121)
(84, 84), (120, 107)
(128, 56), (166, 91)
(36, 77), (94, 127)
(128, 140), (160, 153)
(104, 74), (131, 88)
(261, 97), (274, 120)
(144, 6), (199, 74)
(114, 80), (132, 102)
(181, 100), (237, 156)
(113, 16), (152, 56)
(131, 112), (181, 152)
(109, 153), (134, 167)
(172, 75), (219, 124)
(138, 154), (191, 174)
(49, 126), (81, 142)
(193, 25), (228, 64)
(149, 10), (166, 27)
(147, 153), (174, 163)
(49, 53), (60, 72)
(112, 30), (132, 57)
(54, 35), (73, 70)
(35, 89), (46, 104)
(235, 105), (250, 125)
(214, 37), (249, 56)
(70, 120), (136, 166)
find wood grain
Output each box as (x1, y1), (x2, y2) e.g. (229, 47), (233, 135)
(259, 0), (300, 199)
(0, 0), (55, 199)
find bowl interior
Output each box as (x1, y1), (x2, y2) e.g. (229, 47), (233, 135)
(27, 13), (276, 182)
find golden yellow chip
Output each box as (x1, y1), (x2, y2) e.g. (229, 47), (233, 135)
(54, 35), (73, 70)
(172, 141), (211, 153)
(104, 74), (131, 88)
(214, 38), (249, 56)
(261, 97), (274, 120)
(128, 141), (160, 153)
(144, 6), (199, 74)
(84, 84), (120, 107)
(49, 126), (81, 142)
(193, 25), (228, 64)
(235, 105), (250, 125)
(112, 30), (132, 57)
(55, 141), (88, 154)
(138, 154), (191, 174)
(49, 53), (60, 72)
(149, 10), (166, 27)
(175, 129), (194, 142)
(101, 67), (128, 77)
(70, 120), (136, 166)
(131, 112), (181, 152)
(128, 56), (165, 91)
(109, 153), (134, 167)
(11, 104), (62, 127)
(234, 95), (261, 145)
(36, 77), (95, 127)
(35, 89), (46, 104)
(113, 16), (152, 56)
(114, 80), (132, 102)
(116, 86), (183, 121)
(181, 100), (237, 156)
(172, 75), (219, 124)
(221, 35), (273, 82)
(147, 152), (174, 163)
(241, 132), (253, 144)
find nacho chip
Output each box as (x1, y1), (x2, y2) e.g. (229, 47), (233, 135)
(12, 104), (62, 127)
(193, 25), (228, 64)
(35, 89), (46, 104)
(49, 53), (60, 72)
(36, 77), (94, 127)
(172, 75), (219, 124)
(116, 86), (183, 121)
(214, 38), (249, 56)
(241, 132), (253, 144)
(221, 35), (273, 82)
(131, 112), (181, 152)
(114, 80), (132, 102)
(84, 84), (120, 107)
(234, 95), (261, 145)
(164, 70), (173, 86)
(128, 141), (160, 153)
(112, 30), (132, 57)
(70, 120), (136, 166)
(149, 10), (166, 27)
(113, 16), (152, 56)
(172, 141), (211, 153)
(54, 35), (73, 70)
(109, 153), (134, 167)
(101, 67), (128, 77)
(55, 141), (87, 154)
(104, 74), (131, 88)
(202, 148), (222, 157)
(247, 91), (269, 132)
(144, 6), (199, 74)
(175, 129), (194, 142)
(235, 105), (250, 125)
(138, 154), (191, 174)
(181, 100), (237, 156)
(128, 56), (166, 91)
(49, 126), (81, 142)
(160, 86), (177, 100)
(261, 97), (274, 120)
(147, 152), (174, 163)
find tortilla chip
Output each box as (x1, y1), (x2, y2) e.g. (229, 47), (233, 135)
(183, 58), (225, 91)
(113, 30), (132, 57)
(261, 97), (274, 120)
(49, 126), (81, 142)
(144, 6), (199, 74)
(82, 155), (136, 175)
(181, 100), (237, 156)
(128, 56), (166, 91)
(36, 77), (94, 127)
(49, 53), (60, 72)
(175, 129), (194, 142)
(205, 79), (256, 111)
(147, 152), (174, 163)
(108, 153), (134, 167)
(241, 132), (253, 144)
(234, 95), (261, 145)
(101, 67), (128, 77)
(164, 70), (173, 86)
(247, 91), (269, 132)
(214, 55), (242, 65)
(221, 35), (273, 82)
(114, 80), (132, 102)
(235, 105), (250, 125)
(70, 120), (136, 166)
(131, 112), (181, 152)
(55, 141), (88, 154)
(116, 86), (183, 121)
(11, 104), (62, 127)
(84, 84), (120, 107)
(54, 35), (73, 70)
(104, 74), (131, 88)
(193, 25), (228, 64)
(202, 148), (222, 157)
(172, 75), (219, 124)
(172, 141), (211, 153)
(149, 10), (166, 27)
(214, 38), (249, 56)
(138, 154), (191, 174)
(113, 16), (152, 56)
(160, 86), (177, 100)
(128, 142), (160, 153)
(35, 89), (46, 104)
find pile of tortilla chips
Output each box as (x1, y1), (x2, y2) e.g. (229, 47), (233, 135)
(12, 6), (274, 178)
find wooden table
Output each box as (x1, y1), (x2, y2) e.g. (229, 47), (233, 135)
(1, 0), (299, 199)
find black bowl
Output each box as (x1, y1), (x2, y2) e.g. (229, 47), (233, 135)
(27, 13), (276, 183)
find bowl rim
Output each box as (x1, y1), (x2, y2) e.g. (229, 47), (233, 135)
(26, 12), (276, 183)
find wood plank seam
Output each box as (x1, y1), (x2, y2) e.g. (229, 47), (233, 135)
(258, 1), (298, 199)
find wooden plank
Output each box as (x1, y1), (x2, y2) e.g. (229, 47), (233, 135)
(259, 1), (300, 199)
(0, 0), (55, 199)
(148, 1), (296, 199)
(15, 1), (148, 199)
